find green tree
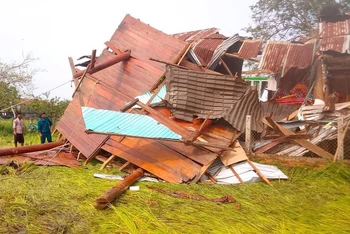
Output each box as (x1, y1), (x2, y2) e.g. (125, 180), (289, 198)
(245, 0), (350, 40)
(0, 53), (39, 111)
(24, 96), (69, 126)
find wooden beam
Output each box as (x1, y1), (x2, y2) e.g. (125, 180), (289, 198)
(185, 112), (214, 143)
(104, 41), (123, 54)
(334, 119), (350, 162)
(90, 49), (96, 69)
(225, 53), (259, 62)
(246, 115), (252, 153)
(120, 98), (139, 112)
(72, 63), (91, 99)
(95, 168), (144, 209)
(262, 117), (334, 160)
(119, 161), (132, 172)
(219, 58), (233, 76)
(84, 136), (110, 165)
(149, 57), (190, 70)
(247, 159), (273, 186)
(228, 165), (244, 184)
(191, 158), (216, 184)
(100, 154), (117, 170)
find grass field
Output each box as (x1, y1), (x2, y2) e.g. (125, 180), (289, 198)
(0, 119), (350, 233)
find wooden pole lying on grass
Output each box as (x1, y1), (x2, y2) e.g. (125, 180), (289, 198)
(0, 141), (64, 157)
(94, 168), (144, 209)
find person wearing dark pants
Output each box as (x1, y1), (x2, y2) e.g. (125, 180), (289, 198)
(13, 112), (25, 147)
(37, 112), (53, 144)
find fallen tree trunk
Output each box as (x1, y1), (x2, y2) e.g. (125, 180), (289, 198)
(0, 141), (65, 156)
(94, 168), (144, 209)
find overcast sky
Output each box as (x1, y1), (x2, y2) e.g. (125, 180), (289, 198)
(0, 0), (257, 100)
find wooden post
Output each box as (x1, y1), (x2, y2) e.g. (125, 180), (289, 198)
(94, 168), (144, 209)
(246, 115), (252, 153)
(336, 117), (345, 161)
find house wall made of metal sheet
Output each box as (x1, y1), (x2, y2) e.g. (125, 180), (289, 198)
(320, 35), (350, 54)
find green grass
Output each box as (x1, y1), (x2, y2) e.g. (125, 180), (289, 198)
(0, 119), (350, 233)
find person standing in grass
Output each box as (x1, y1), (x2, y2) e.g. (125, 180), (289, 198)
(37, 112), (52, 144)
(13, 112), (25, 147)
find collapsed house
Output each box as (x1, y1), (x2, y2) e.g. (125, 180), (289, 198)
(54, 13), (350, 192)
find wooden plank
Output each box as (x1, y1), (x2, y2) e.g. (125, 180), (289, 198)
(334, 118), (350, 162)
(90, 50), (96, 69)
(119, 161), (131, 171)
(246, 115), (252, 153)
(228, 165), (244, 184)
(84, 136), (110, 165)
(247, 159), (272, 186)
(100, 154), (117, 170)
(191, 158), (216, 183)
(263, 117), (334, 160)
(219, 58), (233, 76)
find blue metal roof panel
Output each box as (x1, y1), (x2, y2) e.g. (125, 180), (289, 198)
(82, 107), (182, 140)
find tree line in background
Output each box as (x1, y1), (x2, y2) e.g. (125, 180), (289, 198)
(0, 53), (69, 125)
(245, 0), (350, 40)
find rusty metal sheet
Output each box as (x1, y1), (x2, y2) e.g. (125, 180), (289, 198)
(259, 41), (290, 73)
(173, 28), (219, 43)
(320, 35), (350, 54)
(223, 88), (263, 133)
(56, 14), (188, 161)
(261, 102), (300, 121)
(193, 34), (227, 66)
(165, 65), (249, 122)
(320, 18), (350, 38)
(237, 40), (263, 59)
(0, 151), (80, 168)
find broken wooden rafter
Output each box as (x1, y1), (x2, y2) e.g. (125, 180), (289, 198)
(72, 63), (91, 99)
(185, 112), (214, 144)
(149, 57), (191, 70)
(73, 50), (131, 78)
(247, 159), (273, 186)
(90, 49), (96, 69)
(224, 52), (259, 62)
(262, 117), (334, 160)
(219, 58), (234, 76)
(105, 41), (123, 54)
(95, 168), (144, 209)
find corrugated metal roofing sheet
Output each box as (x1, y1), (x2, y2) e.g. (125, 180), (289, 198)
(165, 65), (248, 122)
(320, 18), (350, 38)
(207, 35), (241, 69)
(223, 88), (263, 132)
(320, 35), (350, 54)
(56, 14), (188, 158)
(259, 41), (290, 73)
(82, 107), (182, 140)
(237, 40), (263, 59)
(192, 34), (227, 66)
(173, 28), (219, 43)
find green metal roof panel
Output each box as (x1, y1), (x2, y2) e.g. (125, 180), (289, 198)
(82, 107), (182, 140)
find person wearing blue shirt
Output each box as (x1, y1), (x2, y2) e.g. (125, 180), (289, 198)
(37, 112), (53, 144)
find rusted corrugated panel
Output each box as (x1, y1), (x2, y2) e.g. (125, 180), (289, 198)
(259, 41), (290, 73)
(237, 40), (263, 59)
(223, 88), (263, 133)
(320, 35), (350, 54)
(193, 34), (227, 65)
(173, 28), (219, 42)
(165, 65), (248, 122)
(261, 102), (300, 121)
(56, 14), (188, 159)
(320, 18), (350, 38)
(207, 35), (241, 69)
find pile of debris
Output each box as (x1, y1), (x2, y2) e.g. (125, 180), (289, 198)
(40, 14), (350, 207)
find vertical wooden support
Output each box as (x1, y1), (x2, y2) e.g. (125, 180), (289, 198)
(246, 115), (252, 153)
(100, 154), (117, 170)
(336, 117), (345, 161)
